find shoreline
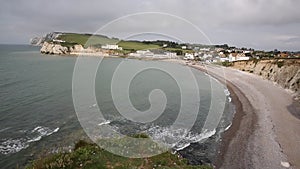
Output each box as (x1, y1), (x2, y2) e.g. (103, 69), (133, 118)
(159, 58), (255, 167)
(189, 64), (257, 168)
(190, 63), (300, 169)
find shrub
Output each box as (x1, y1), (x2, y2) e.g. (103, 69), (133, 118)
(221, 61), (233, 67)
(277, 61), (284, 68)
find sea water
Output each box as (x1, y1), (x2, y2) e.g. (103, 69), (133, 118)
(0, 45), (234, 168)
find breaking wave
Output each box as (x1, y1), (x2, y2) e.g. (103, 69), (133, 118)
(0, 126), (59, 155)
(224, 123), (232, 131)
(224, 89), (230, 96)
(146, 126), (216, 151)
(98, 120), (111, 126)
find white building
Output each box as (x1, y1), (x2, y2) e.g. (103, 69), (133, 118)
(129, 50), (154, 57)
(164, 52), (177, 58)
(203, 54), (212, 59)
(101, 44), (122, 50)
(184, 53), (194, 60)
(228, 53), (237, 62)
(52, 39), (65, 43)
(228, 53), (250, 62)
(236, 56), (250, 61)
(200, 48), (210, 52)
(243, 51), (251, 54)
(129, 50), (177, 59)
(220, 57), (229, 62)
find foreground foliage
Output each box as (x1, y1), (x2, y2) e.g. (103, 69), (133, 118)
(26, 140), (212, 169)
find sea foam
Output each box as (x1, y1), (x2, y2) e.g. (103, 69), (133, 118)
(0, 126), (59, 155)
(146, 126), (216, 151)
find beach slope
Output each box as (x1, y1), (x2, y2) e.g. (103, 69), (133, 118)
(192, 64), (300, 169)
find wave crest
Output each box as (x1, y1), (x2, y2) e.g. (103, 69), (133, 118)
(0, 126), (59, 155)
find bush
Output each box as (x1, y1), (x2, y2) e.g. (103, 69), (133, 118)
(221, 61), (233, 67)
(277, 61), (284, 68)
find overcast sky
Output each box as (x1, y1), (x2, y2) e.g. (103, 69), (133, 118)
(1, 0), (300, 51)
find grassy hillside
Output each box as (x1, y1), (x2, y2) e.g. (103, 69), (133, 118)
(26, 140), (212, 169)
(117, 40), (161, 51)
(54, 33), (190, 54)
(56, 33), (162, 51)
(57, 33), (118, 47)
(164, 47), (194, 55)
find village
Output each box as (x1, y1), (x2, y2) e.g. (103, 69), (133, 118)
(100, 43), (300, 63)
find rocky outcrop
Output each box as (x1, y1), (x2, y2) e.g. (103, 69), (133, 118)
(231, 59), (300, 99)
(40, 42), (69, 54)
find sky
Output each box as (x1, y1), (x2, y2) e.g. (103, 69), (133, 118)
(0, 0), (300, 51)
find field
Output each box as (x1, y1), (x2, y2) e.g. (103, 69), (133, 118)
(55, 33), (195, 54)
(57, 33), (118, 47)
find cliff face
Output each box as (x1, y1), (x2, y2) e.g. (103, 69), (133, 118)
(40, 42), (110, 56)
(231, 59), (300, 99)
(40, 42), (69, 54)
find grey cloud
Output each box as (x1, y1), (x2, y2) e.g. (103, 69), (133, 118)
(0, 0), (299, 50)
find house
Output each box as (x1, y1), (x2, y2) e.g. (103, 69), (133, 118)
(243, 51), (251, 54)
(220, 57), (229, 62)
(101, 44), (122, 50)
(129, 50), (177, 59)
(279, 52), (289, 58)
(203, 53), (212, 59)
(129, 50), (154, 57)
(184, 53), (194, 60)
(236, 53), (250, 61)
(294, 53), (300, 58)
(219, 52), (226, 58)
(200, 48), (210, 52)
(229, 53), (238, 62)
(215, 48), (224, 52)
(164, 52), (177, 58)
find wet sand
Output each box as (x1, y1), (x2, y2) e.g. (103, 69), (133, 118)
(191, 63), (300, 169)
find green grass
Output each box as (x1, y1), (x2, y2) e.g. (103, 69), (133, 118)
(221, 61), (233, 67)
(164, 47), (194, 55)
(117, 41), (161, 51)
(52, 33), (196, 56)
(26, 140), (212, 169)
(57, 33), (118, 48)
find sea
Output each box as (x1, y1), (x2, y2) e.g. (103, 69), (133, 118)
(0, 45), (234, 168)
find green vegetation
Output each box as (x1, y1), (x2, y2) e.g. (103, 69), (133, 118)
(276, 60), (285, 68)
(142, 40), (182, 49)
(131, 133), (150, 138)
(26, 140), (212, 169)
(221, 61), (233, 67)
(164, 47), (194, 55)
(59, 42), (78, 48)
(54, 33), (191, 55)
(117, 40), (161, 51)
(57, 33), (118, 47)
